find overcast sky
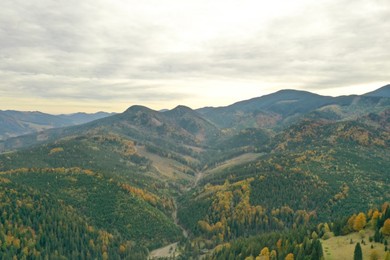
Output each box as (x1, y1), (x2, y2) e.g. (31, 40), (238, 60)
(1, 0), (389, 113)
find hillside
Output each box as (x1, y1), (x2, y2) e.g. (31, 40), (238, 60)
(0, 168), (181, 259)
(179, 117), (389, 242)
(0, 86), (389, 259)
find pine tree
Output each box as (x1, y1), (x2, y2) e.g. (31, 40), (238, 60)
(374, 228), (382, 242)
(316, 240), (323, 259)
(354, 242), (362, 260)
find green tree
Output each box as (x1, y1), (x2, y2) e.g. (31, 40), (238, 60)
(354, 242), (362, 260)
(374, 228), (382, 242)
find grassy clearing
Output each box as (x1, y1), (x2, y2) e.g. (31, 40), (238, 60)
(322, 230), (388, 260)
(205, 153), (262, 175)
(149, 242), (179, 259)
(136, 146), (193, 181)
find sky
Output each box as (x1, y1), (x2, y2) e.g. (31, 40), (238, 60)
(0, 0), (389, 114)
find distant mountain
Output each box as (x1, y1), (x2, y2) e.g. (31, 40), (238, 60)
(197, 89), (389, 129)
(0, 110), (114, 140)
(364, 84), (390, 97)
(58, 111), (115, 124)
(2, 87), (389, 153)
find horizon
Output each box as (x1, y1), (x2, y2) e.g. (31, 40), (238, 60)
(1, 0), (389, 114)
(0, 84), (387, 115)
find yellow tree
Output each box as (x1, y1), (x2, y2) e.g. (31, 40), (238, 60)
(258, 247), (270, 260)
(276, 239), (282, 251)
(353, 213), (366, 231)
(323, 223), (331, 233)
(12, 238), (21, 250)
(285, 253), (294, 260)
(348, 214), (357, 231)
(119, 244), (126, 254)
(270, 250), (277, 260)
(382, 218), (390, 236)
(370, 210), (381, 227)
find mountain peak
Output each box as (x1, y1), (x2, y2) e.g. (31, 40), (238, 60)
(164, 105), (196, 117)
(173, 105), (192, 110)
(171, 105), (193, 112)
(124, 105), (154, 114)
(270, 89), (324, 98)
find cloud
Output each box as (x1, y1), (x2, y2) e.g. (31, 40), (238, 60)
(0, 0), (389, 113)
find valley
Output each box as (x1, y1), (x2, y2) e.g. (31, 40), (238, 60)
(0, 86), (389, 259)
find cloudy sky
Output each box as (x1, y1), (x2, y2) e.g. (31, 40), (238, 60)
(1, 0), (389, 113)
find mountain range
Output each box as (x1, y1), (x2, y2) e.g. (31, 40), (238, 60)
(0, 110), (114, 141)
(1, 85), (389, 154)
(0, 84), (389, 259)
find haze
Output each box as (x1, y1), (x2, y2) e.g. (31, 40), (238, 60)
(1, 0), (389, 114)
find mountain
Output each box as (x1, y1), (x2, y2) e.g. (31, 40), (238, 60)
(364, 84), (390, 97)
(197, 89), (390, 129)
(0, 110), (114, 140)
(0, 85), (389, 259)
(0, 105), (222, 179)
(59, 111), (115, 124)
(196, 89), (328, 129)
(0, 111), (72, 140)
(163, 105), (220, 143)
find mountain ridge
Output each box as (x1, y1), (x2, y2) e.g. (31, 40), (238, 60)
(1, 86), (389, 153)
(196, 87), (390, 129)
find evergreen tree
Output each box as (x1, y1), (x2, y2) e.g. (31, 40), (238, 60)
(316, 240), (323, 259)
(374, 228), (382, 243)
(354, 242), (362, 260)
